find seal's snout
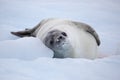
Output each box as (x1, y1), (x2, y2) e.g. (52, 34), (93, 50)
(56, 32), (67, 43)
(56, 35), (65, 44)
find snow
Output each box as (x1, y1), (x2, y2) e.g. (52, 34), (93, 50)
(0, 56), (120, 80)
(0, 37), (53, 60)
(0, 0), (120, 80)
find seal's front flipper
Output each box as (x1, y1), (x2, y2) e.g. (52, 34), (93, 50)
(11, 29), (33, 37)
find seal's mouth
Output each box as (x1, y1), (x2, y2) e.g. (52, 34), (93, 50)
(54, 40), (66, 49)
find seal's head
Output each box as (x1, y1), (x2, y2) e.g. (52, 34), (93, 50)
(44, 30), (72, 58)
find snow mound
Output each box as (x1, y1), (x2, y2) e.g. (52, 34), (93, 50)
(0, 37), (53, 60)
(0, 55), (120, 80)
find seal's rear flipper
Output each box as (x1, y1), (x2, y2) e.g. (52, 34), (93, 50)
(11, 29), (34, 37)
(11, 21), (43, 37)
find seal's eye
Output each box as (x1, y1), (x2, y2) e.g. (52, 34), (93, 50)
(62, 32), (67, 37)
(50, 40), (53, 45)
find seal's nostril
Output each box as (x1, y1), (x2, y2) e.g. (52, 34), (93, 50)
(59, 36), (62, 39)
